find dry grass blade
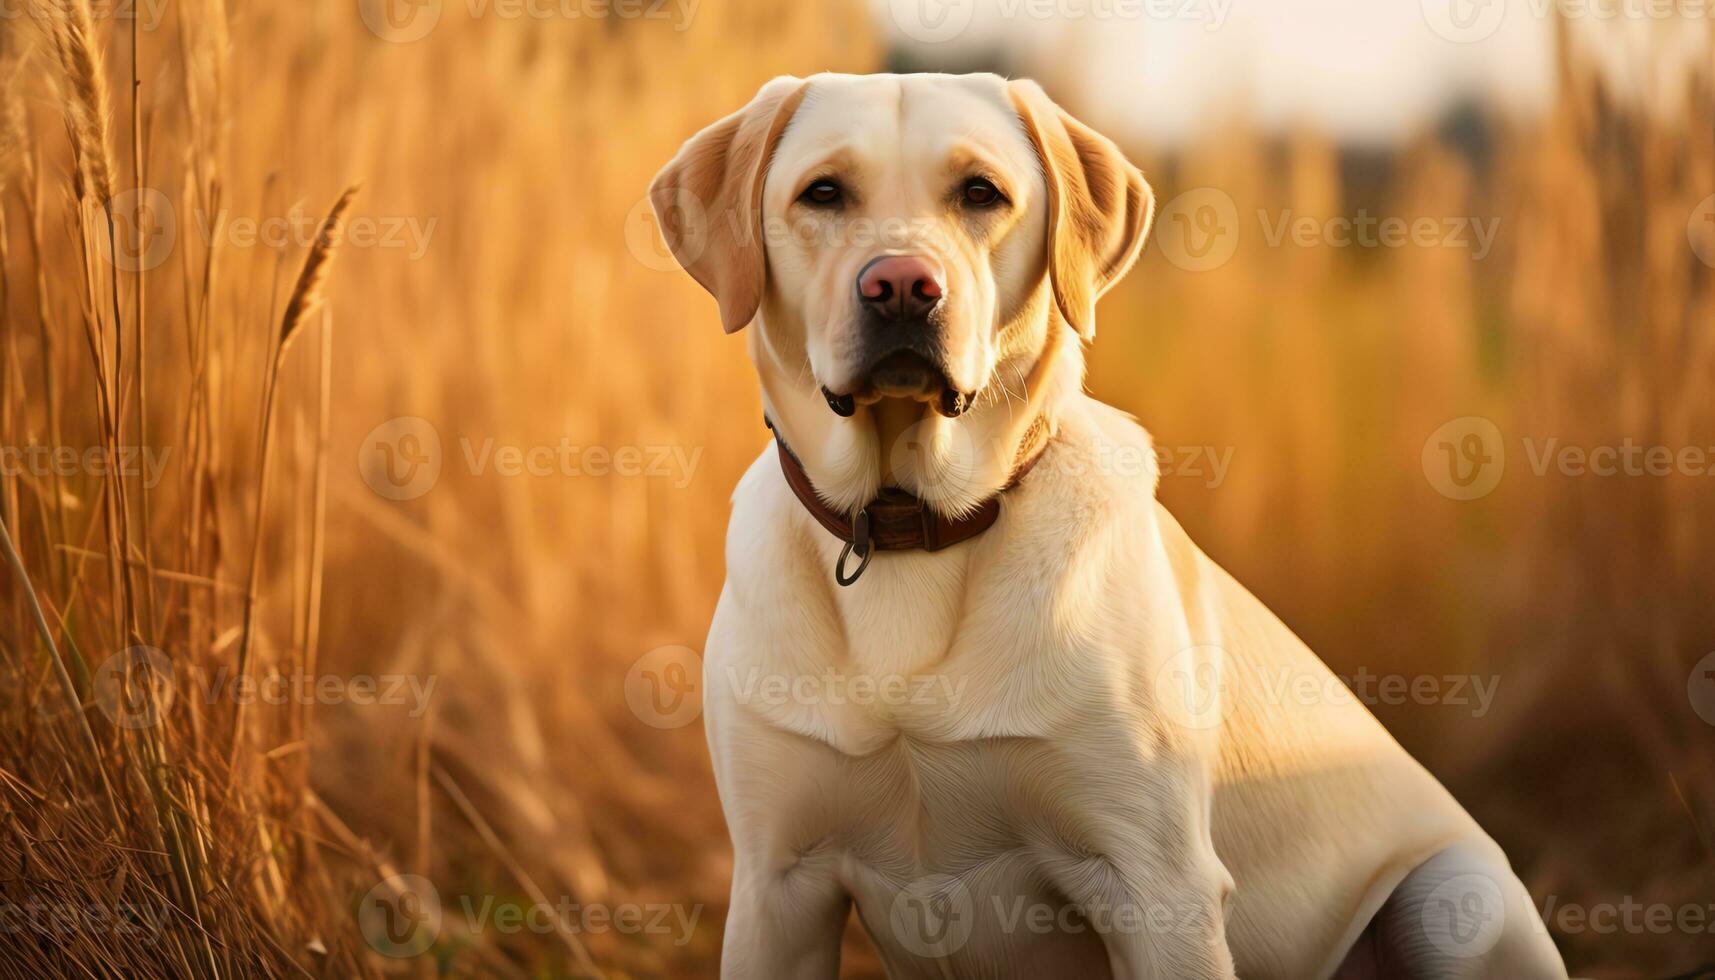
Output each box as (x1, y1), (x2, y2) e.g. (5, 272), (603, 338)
(278, 185), (359, 353)
(230, 185), (359, 762)
(0, 512), (119, 825)
(433, 762), (603, 977)
(32, 0), (114, 202)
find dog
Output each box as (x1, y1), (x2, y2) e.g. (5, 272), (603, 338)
(650, 72), (1569, 979)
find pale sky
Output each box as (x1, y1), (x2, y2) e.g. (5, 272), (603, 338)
(871, 0), (1706, 145)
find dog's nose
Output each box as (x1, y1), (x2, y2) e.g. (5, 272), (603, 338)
(857, 255), (944, 321)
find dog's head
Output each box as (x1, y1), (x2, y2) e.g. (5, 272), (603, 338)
(650, 73), (1153, 514)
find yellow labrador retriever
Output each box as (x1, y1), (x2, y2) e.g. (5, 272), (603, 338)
(650, 72), (1568, 980)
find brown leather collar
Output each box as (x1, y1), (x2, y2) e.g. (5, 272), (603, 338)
(766, 418), (1049, 585)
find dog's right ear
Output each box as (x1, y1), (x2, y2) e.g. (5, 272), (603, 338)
(649, 76), (810, 334)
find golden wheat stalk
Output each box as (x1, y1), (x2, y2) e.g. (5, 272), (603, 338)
(279, 184), (360, 354)
(230, 185), (359, 759)
(34, 0), (115, 203)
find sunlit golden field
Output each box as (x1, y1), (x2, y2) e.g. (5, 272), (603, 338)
(0, 1), (1709, 977)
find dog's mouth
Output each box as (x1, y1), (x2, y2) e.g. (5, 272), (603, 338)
(822, 350), (970, 419)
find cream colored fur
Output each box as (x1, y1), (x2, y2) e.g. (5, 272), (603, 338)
(652, 72), (1568, 980)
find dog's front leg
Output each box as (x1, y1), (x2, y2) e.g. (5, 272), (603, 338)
(1109, 882), (1235, 980)
(1042, 756), (1238, 980)
(720, 860), (849, 979)
(1057, 862), (1236, 980)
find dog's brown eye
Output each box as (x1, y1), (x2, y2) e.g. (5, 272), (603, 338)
(800, 180), (843, 207)
(963, 178), (1003, 207)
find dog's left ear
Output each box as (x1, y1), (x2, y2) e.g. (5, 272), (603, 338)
(1008, 79), (1154, 341)
(649, 76), (810, 334)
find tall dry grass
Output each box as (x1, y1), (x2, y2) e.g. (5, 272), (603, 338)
(0, 0), (873, 976)
(0, 1), (1707, 978)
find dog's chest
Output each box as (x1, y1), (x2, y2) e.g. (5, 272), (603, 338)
(736, 559), (1162, 973)
(828, 734), (1121, 975)
(735, 544), (1117, 754)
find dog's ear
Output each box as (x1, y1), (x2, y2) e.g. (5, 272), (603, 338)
(649, 76), (810, 334)
(1007, 79), (1154, 341)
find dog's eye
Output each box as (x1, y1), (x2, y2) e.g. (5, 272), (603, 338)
(799, 179), (844, 207)
(962, 177), (1004, 208)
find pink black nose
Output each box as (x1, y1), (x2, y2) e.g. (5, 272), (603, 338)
(857, 255), (944, 321)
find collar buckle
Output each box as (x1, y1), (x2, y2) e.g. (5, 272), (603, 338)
(834, 507), (874, 587)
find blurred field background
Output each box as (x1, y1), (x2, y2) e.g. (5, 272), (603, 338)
(0, 0), (1709, 977)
